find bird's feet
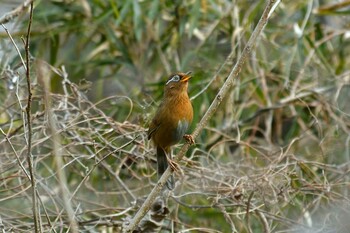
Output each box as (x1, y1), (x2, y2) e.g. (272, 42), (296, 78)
(166, 157), (180, 172)
(183, 134), (195, 145)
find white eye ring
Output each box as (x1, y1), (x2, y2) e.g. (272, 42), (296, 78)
(166, 75), (180, 85)
(172, 75), (180, 82)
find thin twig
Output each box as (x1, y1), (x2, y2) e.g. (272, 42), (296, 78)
(314, 0), (350, 14)
(0, 127), (30, 179)
(0, 0), (34, 25)
(24, 3), (41, 233)
(255, 210), (270, 233)
(246, 191), (254, 233)
(123, 1), (280, 232)
(1, 24), (27, 71)
(69, 138), (139, 203)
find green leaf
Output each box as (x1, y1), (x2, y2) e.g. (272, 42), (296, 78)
(189, 0), (201, 37)
(133, 0), (142, 41)
(115, 0), (132, 26)
(148, 0), (160, 20)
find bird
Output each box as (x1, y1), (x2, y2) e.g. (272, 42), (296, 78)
(148, 71), (194, 190)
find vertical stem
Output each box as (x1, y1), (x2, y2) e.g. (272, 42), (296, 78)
(25, 3), (41, 233)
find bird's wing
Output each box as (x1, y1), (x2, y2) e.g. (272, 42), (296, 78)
(148, 101), (166, 140)
(147, 119), (161, 140)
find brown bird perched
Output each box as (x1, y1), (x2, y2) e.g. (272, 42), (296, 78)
(148, 71), (194, 190)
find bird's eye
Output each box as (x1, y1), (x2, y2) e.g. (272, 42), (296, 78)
(166, 74), (180, 85)
(172, 75), (180, 82)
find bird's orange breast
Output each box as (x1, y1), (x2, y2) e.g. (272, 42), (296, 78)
(149, 92), (193, 149)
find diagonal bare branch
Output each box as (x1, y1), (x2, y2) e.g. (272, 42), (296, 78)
(123, 0), (281, 232)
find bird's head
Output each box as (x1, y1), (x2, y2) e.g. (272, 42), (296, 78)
(164, 71), (192, 95)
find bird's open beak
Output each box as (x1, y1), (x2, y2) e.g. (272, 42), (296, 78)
(181, 71), (192, 82)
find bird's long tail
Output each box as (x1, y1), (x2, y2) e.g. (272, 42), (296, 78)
(156, 146), (174, 190)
